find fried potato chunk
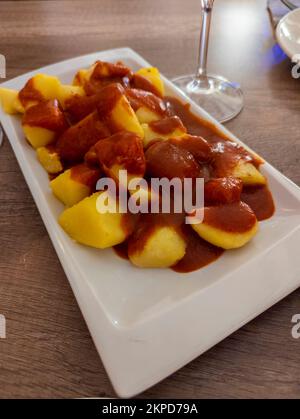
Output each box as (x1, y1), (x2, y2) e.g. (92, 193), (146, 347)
(192, 202), (258, 249)
(36, 146), (63, 174)
(22, 99), (68, 149)
(94, 131), (146, 183)
(126, 88), (168, 124)
(59, 192), (133, 249)
(72, 69), (90, 87)
(57, 112), (110, 164)
(128, 223), (186, 268)
(75, 61), (132, 95)
(18, 74), (61, 109)
(232, 161), (266, 186)
(211, 140), (266, 186)
(22, 126), (56, 149)
(57, 84), (85, 109)
(18, 73), (86, 110)
(97, 84), (144, 137)
(169, 135), (212, 163)
(145, 140), (200, 180)
(133, 67), (165, 98)
(50, 164), (101, 207)
(204, 177), (243, 205)
(0, 87), (24, 114)
(142, 116), (187, 147)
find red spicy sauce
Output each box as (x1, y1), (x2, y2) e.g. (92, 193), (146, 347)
(132, 74), (162, 98)
(173, 226), (224, 273)
(57, 111), (110, 164)
(125, 88), (168, 117)
(148, 115), (187, 135)
(203, 202), (257, 233)
(109, 96), (274, 273)
(22, 99), (68, 132)
(241, 185), (275, 221)
(19, 78), (44, 107)
(94, 131), (146, 176)
(145, 140), (201, 180)
(70, 163), (101, 188)
(127, 211), (185, 260)
(84, 61), (132, 95)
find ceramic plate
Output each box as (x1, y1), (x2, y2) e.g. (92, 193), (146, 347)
(0, 48), (300, 397)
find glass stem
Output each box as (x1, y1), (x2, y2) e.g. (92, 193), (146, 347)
(196, 0), (214, 79)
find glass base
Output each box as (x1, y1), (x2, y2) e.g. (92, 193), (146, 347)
(172, 74), (244, 123)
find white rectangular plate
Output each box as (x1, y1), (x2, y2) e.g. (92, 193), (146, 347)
(1, 48), (300, 398)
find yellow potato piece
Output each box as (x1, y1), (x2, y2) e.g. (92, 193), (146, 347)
(59, 192), (128, 249)
(17, 74), (61, 110)
(135, 107), (161, 124)
(111, 95), (144, 138)
(233, 161), (266, 186)
(128, 182), (154, 203)
(36, 147), (63, 174)
(105, 165), (156, 206)
(129, 226), (186, 268)
(136, 67), (165, 97)
(20, 74), (84, 109)
(0, 87), (23, 114)
(72, 63), (96, 86)
(108, 164), (155, 202)
(31, 73), (61, 101)
(23, 125), (56, 149)
(142, 122), (186, 147)
(72, 69), (90, 86)
(13, 96), (25, 113)
(57, 84), (85, 108)
(192, 216), (258, 250)
(107, 164), (142, 186)
(50, 169), (91, 207)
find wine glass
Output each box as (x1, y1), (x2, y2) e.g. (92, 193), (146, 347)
(172, 0), (244, 123)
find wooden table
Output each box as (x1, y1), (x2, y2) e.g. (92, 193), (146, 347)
(0, 0), (300, 399)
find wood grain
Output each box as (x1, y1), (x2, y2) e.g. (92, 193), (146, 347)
(0, 0), (300, 399)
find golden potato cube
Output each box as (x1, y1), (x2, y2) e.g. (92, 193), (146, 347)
(233, 161), (266, 186)
(50, 168), (91, 207)
(22, 99), (68, 149)
(34, 73), (60, 97)
(192, 220), (258, 250)
(36, 147), (63, 174)
(23, 125), (56, 149)
(0, 87), (24, 114)
(107, 164), (156, 203)
(135, 67), (165, 97)
(108, 164), (139, 185)
(31, 74), (61, 101)
(57, 84), (85, 108)
(110, 95), (144, 138)
(18, 74), (61, 109)
(142, 121), (186, 148)
(135, 107), (161, 124)
(72, 69), (90, 86)
(129, 226), (186, 268)
(192, 203), (258, 250)
(13, 96), (25, 113)
(59, 192), (129, 249)
(125, 88), (166, 124)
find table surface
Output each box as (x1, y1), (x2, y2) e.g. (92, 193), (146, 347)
(0, 0), (300, 399)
